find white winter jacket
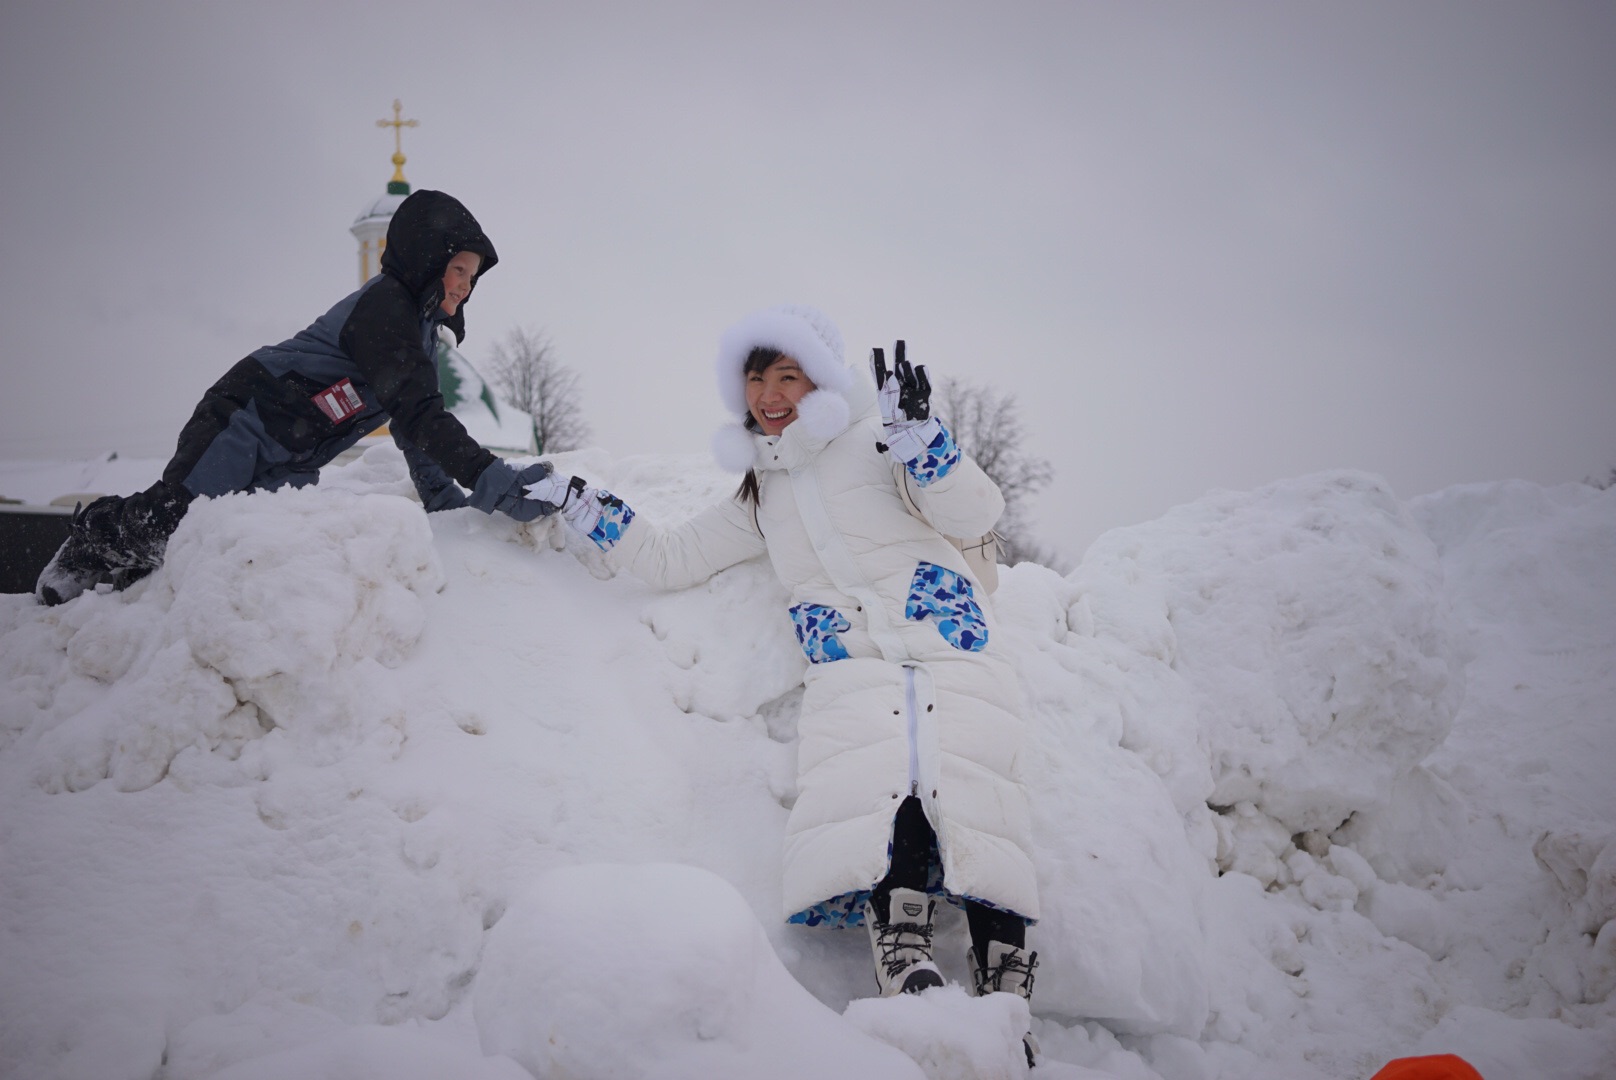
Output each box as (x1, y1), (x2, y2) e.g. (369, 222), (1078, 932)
(604, 306), (1038, 925)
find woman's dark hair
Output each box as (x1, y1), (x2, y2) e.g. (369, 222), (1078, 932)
(736, 347), (785, 505)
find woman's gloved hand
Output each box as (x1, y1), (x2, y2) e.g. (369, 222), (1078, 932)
(522, 469), (574, 515)
(871, 341), (961, 487)
(871, 340), (944, 464)
(525, 473), (636, 552)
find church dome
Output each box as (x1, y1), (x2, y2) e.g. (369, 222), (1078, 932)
(353, 191), (407, 227)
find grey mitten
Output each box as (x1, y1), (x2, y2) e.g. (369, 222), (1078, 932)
(467, 460), (558, 522)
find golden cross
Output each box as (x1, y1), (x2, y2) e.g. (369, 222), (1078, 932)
(377, 99), (419, 186)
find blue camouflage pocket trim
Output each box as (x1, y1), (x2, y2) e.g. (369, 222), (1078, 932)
(788, 838), (948, 928)
(904, 423), (961, 487)
(789, 603), (852, 664)
(587, 496), (635, 551)
(905, 561), (988, 652)
(788, 888), (870, 928)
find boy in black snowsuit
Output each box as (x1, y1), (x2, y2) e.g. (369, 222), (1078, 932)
(36, 189), (555, 605)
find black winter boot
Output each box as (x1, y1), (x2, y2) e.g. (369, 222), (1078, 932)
(35, 483), (191, 605)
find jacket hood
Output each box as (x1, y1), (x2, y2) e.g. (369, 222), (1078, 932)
(381, 189), (499, 342)
(710, 304), (875, 473)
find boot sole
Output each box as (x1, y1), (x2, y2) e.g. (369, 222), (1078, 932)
(899, 967), (945, 994)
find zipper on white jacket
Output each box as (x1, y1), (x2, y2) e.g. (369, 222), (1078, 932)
(786, 457), (906, 662)
(905, 665), (920, 797)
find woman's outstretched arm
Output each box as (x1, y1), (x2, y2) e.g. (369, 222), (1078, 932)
(528, 472), (767, 591)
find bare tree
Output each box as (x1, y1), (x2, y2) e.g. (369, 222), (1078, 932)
(483, 327), (591, 454)
(1587, 466), (1616, 491)
(932, 378), (1065, 570)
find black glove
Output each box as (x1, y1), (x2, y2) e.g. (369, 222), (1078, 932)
(871, 340), (942, 462)
(467, 460), (557, 523)
(422, 483), (469, 512)
(871, 340), (931, 422)
(396, 435), (468, 512)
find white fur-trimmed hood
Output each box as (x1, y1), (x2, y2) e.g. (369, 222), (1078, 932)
(715, 304), (851, 416)
(711, 304), (873, 472)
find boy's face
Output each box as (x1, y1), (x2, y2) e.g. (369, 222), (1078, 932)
(438, 250), (483, 316)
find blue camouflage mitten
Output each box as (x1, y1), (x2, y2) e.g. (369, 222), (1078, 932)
(526, 473), (636, 552)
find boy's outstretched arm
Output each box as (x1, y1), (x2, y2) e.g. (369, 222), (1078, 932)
(339, 278), (498, 491)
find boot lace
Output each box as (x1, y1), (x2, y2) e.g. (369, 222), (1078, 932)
(982, 947), (1039, 997)
(875, 914), (936, 980)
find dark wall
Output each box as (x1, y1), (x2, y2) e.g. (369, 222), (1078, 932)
(0, 507), (72, 594)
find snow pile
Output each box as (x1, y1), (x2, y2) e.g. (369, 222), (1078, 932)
(12, 487), (441, 794)
(1076, 471), (1463, 837)
(1009, 472), (1463, 1038)
(476, 862), (926, 1079)
(177, 1024), (531, 1080)
(0, 446), (1612, 1079)
(843, 988), (1039, 1080)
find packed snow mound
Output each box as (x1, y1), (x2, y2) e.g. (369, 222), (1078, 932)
(5, 487), (442, 794)
(1409, 479), (1616, 656)
(476, 862), (928, 1079)
(187, 1024), (532, 1080)
(843, 986), (1043, 1080)
(1073, 470), (1464, 837)
(1001, 560), (1213, 1035)
(1004, 471), (1466, 1036)
(1, 445), (1610, 1079)
(1340, 481), (1616, 883)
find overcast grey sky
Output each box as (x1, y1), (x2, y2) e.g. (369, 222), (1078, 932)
(3, 1), (1613, 559)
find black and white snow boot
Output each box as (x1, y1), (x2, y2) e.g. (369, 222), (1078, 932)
(969, 940), (1041, 1066)
(866, 887), (945, 996)
(35, 497), (127, 605)
(35, 486), (188, 606)
(968, 940), (1038, 999)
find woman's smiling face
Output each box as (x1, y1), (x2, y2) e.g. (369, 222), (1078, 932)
(745, 355), (817, 435)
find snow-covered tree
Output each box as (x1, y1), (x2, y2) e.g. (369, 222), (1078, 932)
(932, 378), (1062, 569)
(484, 326), (590, 455)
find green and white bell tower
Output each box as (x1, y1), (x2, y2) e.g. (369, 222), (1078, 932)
(349, 99), (416, 284)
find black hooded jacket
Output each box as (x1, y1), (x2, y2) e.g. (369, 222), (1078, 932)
(336, 189), (501, 487)
(164, 189), (503, 497)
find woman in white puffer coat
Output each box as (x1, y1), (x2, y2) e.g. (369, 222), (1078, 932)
(529, 304), (1040, 1011)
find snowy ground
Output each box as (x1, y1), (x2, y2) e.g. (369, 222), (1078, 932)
(0, 446), (1611, 1080)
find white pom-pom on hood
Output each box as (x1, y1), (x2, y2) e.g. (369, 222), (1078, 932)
(710, 422), (759, 474)
(793, 387), (850, 439)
